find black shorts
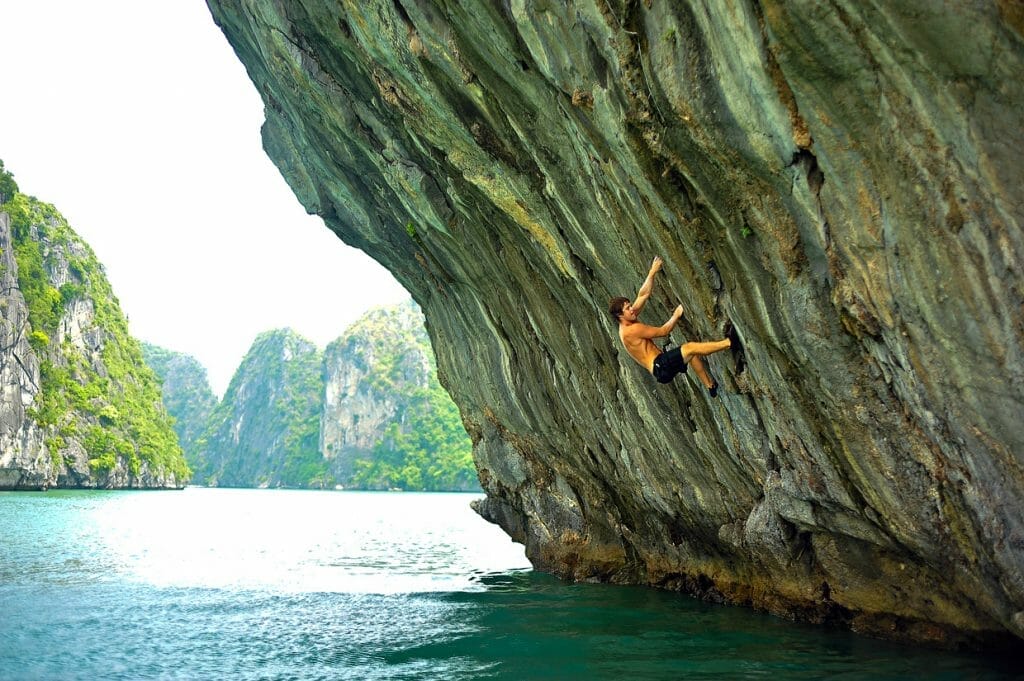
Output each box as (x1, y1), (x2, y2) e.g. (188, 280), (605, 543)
(652, 346), (688, 384)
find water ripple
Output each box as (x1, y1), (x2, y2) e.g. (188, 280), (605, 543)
(0, 489), (1017, 680)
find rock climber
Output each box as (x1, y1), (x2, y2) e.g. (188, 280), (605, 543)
(608, 256), (735, 397)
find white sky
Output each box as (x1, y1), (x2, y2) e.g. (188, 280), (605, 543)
(0, 1), (410, 397)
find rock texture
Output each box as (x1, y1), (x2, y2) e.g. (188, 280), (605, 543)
(0, 188), (188, 489)
(322, 301), (431, 477)
(0, 212), (49, 488)
(208, 0), (1024, 646)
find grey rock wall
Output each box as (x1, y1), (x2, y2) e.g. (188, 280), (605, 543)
(208, 0), (1024, 646)
(321, 301), (432, 481)
(142, 343), (219, 456)
(0, 213), (49, 488)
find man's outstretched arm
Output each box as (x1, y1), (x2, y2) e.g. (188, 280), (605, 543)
(627, 305), (684, 339)
(631, 256), (663, 314)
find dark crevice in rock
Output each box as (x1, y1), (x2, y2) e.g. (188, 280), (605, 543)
(792, 530), (816, 569)
(390, 0), (412, 29)
(724, 319), (746, 376)
(705, 260), (723, 293)
(585, 32), (611, 90)
(337, 16), (352, 40)
(790, 149), (825, 196)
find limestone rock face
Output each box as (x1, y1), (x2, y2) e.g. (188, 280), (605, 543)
(207, 1), (1024, 645)
(0, 201), (188, 489)
(0, 213), (48, 489)
(321, 300), (432, 480)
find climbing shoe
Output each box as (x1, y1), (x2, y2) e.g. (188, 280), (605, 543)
(708, 381), (719, 398)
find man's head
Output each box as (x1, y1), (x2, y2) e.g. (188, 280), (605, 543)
(608, 297), (632, 323)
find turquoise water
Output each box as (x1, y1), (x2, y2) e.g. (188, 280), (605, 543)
(0, 489), (1016, 680)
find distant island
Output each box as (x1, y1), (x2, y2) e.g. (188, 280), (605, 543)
(145, 301), (479, 492)
(0, 157), (477, 492)
(0, 159), (189, 489)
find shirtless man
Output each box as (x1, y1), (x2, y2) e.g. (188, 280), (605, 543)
(608, 256), (732, 397)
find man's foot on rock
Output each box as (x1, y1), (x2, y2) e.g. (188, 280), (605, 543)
(724, 320), (746, 375)
(708, 381), (719, 398)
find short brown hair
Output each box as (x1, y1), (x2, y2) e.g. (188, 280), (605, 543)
(608, 296), (629, 320)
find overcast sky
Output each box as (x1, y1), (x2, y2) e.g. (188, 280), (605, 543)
(0, 1), (410, 397)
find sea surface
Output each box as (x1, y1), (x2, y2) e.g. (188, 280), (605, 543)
(0, 488), (1016, 680)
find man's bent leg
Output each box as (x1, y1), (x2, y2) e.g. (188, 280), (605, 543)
(682, 339), (731, 357)
(686, 355), (716, 390)
(684, 340), (729, 397)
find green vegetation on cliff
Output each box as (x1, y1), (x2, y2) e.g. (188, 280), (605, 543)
(190, 329), (328, 488)
(0, 160), (189, 483)
(141, 343), (218, 458)
(353, 383), (476, 491)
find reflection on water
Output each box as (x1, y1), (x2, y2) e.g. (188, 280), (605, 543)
(0, 488), (1017, 680)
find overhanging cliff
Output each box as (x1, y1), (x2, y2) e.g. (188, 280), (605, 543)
(206, 0), (1023, 646)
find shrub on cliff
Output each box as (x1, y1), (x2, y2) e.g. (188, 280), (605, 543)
(0, 159), (18, 204)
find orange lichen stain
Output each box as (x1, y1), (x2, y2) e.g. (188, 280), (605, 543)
(759, 5), (811, 149)
(339, 1), (369, 32)
(408, 30), (427, 58)
(559, 529), (585, 546)
(571, 87), (595, 109)
(857, 185), (883, 242)
(998, 0), (1024, 37)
